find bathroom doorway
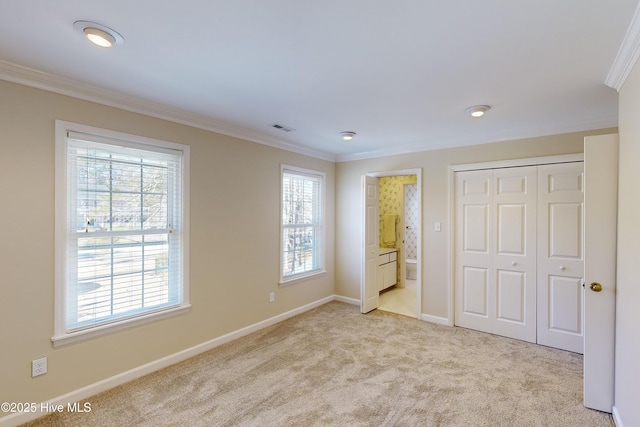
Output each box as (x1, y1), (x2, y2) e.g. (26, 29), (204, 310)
(363, 168), (422, 318)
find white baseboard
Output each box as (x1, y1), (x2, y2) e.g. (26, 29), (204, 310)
(0, 295), (336, 427)
(334, 295), (360, 305)
(421, 313), (451, 326)
(612, 405), (623, 427)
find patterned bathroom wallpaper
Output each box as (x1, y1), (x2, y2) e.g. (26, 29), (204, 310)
(378, 175), (417, 250)
(404, 184), (418, 260)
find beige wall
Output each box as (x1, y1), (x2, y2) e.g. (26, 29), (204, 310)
(0, 80), (335, 413)
(614, 60), (640, 426)
(335, 129), (615, 319)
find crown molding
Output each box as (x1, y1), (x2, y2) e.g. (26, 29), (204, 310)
(605, 1), (640, 91)
(335, 114), (618, 162)
(0, 60), (336, 162)
(0, 58), (620, 164)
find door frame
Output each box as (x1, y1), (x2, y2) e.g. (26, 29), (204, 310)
(447, 153), (584, 326)
(361, 168), (423, 318)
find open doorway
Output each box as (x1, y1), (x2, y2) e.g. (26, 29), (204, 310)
(361, 168), (422, 318)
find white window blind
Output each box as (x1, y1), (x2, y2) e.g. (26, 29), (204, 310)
(280, 166), (325, 283)
(54, 123), (189, 343)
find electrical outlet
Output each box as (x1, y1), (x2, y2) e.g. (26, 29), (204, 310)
(269, 292), (275, 303)
(32, 357), (47, 377)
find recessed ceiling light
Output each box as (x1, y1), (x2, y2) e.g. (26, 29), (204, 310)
(73, 21), (124, 48)
(84, 28), (115, 47)
(340, 131), (357, 141)
(466, 105), (491, 118)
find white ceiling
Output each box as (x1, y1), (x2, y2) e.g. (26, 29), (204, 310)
(0, 1), (637, 161)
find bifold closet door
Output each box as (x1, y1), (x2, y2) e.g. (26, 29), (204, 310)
(492, 167), (537, 342)
(455, 169), (493, 334)
(455, 167), (537, 343)
(537, 162), (585, 354)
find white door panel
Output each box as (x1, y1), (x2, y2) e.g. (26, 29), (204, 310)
(496, 269), (525, 323)
(464, 204), (490, 252)
(492, 167), (537, 343)
(361, 175), (379, 313)
(548, 203), (583, 259)
(497, 174), (527, 194)
(548, 275), (583, 333)
(462, 266), (489, 317)
(583, 134), (618, 412)
(463, 175), (490, 196)
(548, 172), (583, 192)
(455, 167), (536, 342)
(497, 204), (526, 254)
(537, 162), (584, 353)
(456, 170), (493, 333)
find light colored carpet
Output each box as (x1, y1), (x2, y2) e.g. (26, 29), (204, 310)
(23, 302), (613, 427)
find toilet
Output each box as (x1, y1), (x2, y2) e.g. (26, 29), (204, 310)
(406, 259), (417, 280)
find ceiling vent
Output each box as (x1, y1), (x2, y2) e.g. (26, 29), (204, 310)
(271, 123), (295, 132)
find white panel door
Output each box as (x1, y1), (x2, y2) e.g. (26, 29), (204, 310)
(492, 167), (537, 343)
(583, 134), (618, 412)
(455, 170), (493, 333)
(537, 162), (585, 353)
(361, 175), (379, 313)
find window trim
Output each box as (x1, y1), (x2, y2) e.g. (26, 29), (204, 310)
(279, 164), (326, 286)
(53, 120), (190, 346)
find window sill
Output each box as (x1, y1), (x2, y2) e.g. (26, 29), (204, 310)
(51, 304), (191, 347)
(279, 269), (326, 287)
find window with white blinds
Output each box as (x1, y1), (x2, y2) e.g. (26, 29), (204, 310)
(54, 122), (190, 345)
(280, 165), (325, 284)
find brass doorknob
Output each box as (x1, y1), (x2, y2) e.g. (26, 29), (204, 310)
(590, 282), (603, 292)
